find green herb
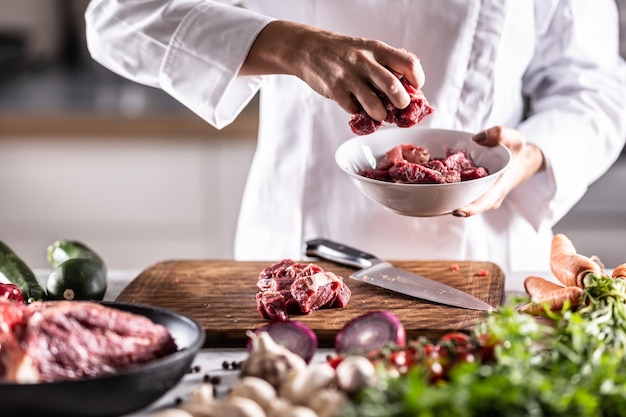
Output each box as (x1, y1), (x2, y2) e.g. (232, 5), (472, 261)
(340, 276), (626, 417)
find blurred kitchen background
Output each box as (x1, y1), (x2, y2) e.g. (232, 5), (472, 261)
(0, 0), (625, 271)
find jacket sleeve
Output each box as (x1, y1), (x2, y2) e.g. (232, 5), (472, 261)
(84, 0), (275, 129)
(508, 0), (626, 230)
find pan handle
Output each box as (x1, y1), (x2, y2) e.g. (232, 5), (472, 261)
(304, 238), (380, 269)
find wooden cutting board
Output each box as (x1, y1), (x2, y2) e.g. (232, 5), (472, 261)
(116, 260), (504, 348)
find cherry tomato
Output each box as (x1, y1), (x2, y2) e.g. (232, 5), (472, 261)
(419, 342), (440, 359)
(389, 348), (417, 373)
(0, 283), (24, 303)
(475, 332), (499, 363)
(456, 351), (476, 364)
(424, 356), (445, 383)
(326, 355), (344, 369)
(440, 331), (474, 355)
(440, 331), (472, 345)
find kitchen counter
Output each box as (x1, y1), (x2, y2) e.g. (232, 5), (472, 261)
(107, 269), (336, 416)
(82, 267), (534, 417)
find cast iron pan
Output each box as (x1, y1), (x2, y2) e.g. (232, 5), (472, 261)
(0, 301), (205, 417)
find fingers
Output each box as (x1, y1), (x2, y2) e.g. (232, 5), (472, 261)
(471, 126), (524, 151)
(350, 73), (397, 121)
(368, 45), (425, 112)
(388, 48), (426, 91)
(368, 71), (411, 112)
(452, 180), (508, 217)
(342, 44), (425, 121)
(258, 22), (427, 122)
(452, 126), (532, 218)
(333, 89), (367, 116)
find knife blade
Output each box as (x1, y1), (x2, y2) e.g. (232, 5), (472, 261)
(304, 238), (494, 311)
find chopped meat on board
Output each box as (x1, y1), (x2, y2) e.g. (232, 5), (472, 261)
(349, 76), (434, 135)
(256, 259), (351, 321)
(291, 271), (345, 314)
(256, 291), (289, 322)
(0, 300), (177, 383)
(359, 143), (489, 184)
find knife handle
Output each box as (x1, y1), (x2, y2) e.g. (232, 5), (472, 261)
(304, 238), (379, 269)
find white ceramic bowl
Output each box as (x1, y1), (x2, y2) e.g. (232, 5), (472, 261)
(335, 127), (512, 217)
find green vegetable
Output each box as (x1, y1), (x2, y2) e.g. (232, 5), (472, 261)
(46, 257), (107, 301)
(46, 239), (107, 301)
(47, 239), (106, 271)
(0, 240), (46, 303)
(575, 274), (626, 351)
(340, 275), (626, 417)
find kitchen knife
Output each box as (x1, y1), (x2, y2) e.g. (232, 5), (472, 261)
(305, 238), (494, 311)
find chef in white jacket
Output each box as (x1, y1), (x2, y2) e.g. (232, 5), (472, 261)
(84, 0), (626, 274)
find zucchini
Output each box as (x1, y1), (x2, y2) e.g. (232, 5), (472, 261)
(0, 240), (46, 303)
(47, 239), (106, 271)
(46, 239), (107, 301)
(46, 258), (107, 301)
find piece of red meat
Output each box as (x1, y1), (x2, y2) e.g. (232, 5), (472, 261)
(0, 299), (30, 332)
(441, 148), (489, 181)
(0, 300), (178, 383)
(256, 291), (288, 322)
(360, 143), (431, 182)
(0, 301), (30, 381)
(256, 259), (351, 321)
(381, 143), (430, 168)
(359, 143), (488, 184)
(257, 259), (324, 292)
(333, 283), (352, 308)
(442, 148), (480, 172)
(349, 76), (434, 135)
(460, 166), (489, 181)
(290, 272), (346, 314)
(348, 112), (383, 136)
(358, 167), (392, 182)
(390, 159), (460, 184)
(0, 300), (33, 381)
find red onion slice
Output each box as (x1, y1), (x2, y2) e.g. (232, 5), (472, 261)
(335, 310), (406, 355)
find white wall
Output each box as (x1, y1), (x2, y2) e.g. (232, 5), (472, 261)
(0, 135), (256, 270)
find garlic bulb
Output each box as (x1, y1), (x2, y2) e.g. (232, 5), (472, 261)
(241, 331), (307, 388)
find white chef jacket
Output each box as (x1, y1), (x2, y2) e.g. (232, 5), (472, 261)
(85, 0), (626, 273)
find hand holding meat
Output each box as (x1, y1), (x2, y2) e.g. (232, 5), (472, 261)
(241, 20), (428, 130)
(452, 126), (545, 218)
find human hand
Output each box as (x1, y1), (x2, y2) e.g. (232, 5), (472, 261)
(452, 126), (545, 217)
(240, 20), (425, 122)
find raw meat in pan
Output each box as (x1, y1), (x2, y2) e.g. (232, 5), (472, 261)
(0, 300), (177, 383)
